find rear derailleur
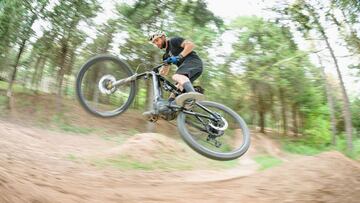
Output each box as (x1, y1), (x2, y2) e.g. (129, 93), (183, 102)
(205, 125), (224, 148)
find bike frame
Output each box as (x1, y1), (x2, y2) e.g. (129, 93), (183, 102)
(113, 64), (219, 121)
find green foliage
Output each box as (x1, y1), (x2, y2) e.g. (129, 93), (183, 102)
(333, 0), (360, 24)
(333, 136), (360, 160)
(351, 98), (360, 133)
(0, 81), (31, 93)
(227, 16), (329, 136)
(302, 105), (331, 145)
(283, 136), (360, 160)
(254, 155), (283, 170)
(283, 140), (327, 155)
(0, 0), (355, 150)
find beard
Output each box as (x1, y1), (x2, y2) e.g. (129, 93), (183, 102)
(161, 40), (167, 49)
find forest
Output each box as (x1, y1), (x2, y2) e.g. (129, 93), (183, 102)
(0, 0), (359, 156)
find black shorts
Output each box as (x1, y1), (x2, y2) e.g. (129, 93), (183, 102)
(176, 58), (203, 82)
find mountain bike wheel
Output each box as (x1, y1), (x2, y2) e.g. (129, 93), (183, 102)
(76, 55), (136, 117)
(177, 101), (250, 161)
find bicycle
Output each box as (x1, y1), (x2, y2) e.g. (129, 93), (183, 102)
(76, 54), (250, 161)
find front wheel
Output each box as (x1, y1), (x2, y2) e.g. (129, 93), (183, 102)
(177, 101), (250, 161)
(76, 55), (136, 117)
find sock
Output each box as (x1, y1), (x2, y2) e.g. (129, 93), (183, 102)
(183, 81), (195, 93)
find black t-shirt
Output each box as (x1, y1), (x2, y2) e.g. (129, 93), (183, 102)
(163, 37), (201, 67)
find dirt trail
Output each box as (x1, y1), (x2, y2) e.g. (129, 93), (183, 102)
(0, 120), (359, 203)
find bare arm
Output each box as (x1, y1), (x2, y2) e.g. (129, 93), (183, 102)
(180, 40), (195, 57)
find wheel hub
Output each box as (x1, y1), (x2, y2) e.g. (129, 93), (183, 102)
(98, 75), (116, 94)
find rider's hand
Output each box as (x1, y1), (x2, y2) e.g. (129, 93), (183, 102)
(160, 65), (170, 76)
(164, 55), (182, 64)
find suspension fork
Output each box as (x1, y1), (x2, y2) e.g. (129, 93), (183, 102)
(150, 72), (162, 101)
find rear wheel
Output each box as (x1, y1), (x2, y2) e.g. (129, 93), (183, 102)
(76, 55), (136, 117)
(177, 101), (250, 161)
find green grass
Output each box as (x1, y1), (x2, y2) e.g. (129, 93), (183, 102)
(128, 128), (140, 136)
(333, 138), (360, 160)
(100, 134), (129, 144)
(282, 142), (326, 155)
(0, 81), (32, 94)
(58, 123), (95, 134)
(92, 156), (193, 171)
(52, 114), (95, 135)
(65, 154), (87, 164)
(254, 155), (283, 171)
(66, 154), (80, 161)
(91, 150), (240, 171)
(282, 137), (360, 160)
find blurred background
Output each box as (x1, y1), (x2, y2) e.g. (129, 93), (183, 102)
(1, 0), (359, 154)
(0, 0), (360, 201)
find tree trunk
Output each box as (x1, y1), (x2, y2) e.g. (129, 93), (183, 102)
(317, 54), (337, 145)
(34, 58), (46, 92)
(56, 68), (65, 113)
(258, 109), (265, 134)
(6, 3), (46, 108)
(324, 37), (353, 151)
(292, 103), (298, 136)
(258, 93), (266, 134)
(279, 88), (287, 135)
(31, 57), (41, 88)
(56, 38), (69, 113)
(6, 39), (26, 109)
(306, 1), (353, 152)
(7, 4), (46, 98)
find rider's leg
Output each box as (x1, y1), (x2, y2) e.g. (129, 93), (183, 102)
(172, 74), (195, 92)
(172, 73), (204, 107)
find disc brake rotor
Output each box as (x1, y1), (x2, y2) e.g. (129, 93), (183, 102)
(209, 117), (228, 131)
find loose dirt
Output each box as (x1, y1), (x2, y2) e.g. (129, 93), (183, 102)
(0, 119), (359, 203)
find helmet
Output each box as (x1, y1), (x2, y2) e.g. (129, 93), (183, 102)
(148, 31), (166, 42)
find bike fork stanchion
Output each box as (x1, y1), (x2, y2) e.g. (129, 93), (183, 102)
(151, 72), (162, 114)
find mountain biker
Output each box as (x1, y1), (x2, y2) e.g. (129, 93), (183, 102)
(149, 31), (204, 109)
